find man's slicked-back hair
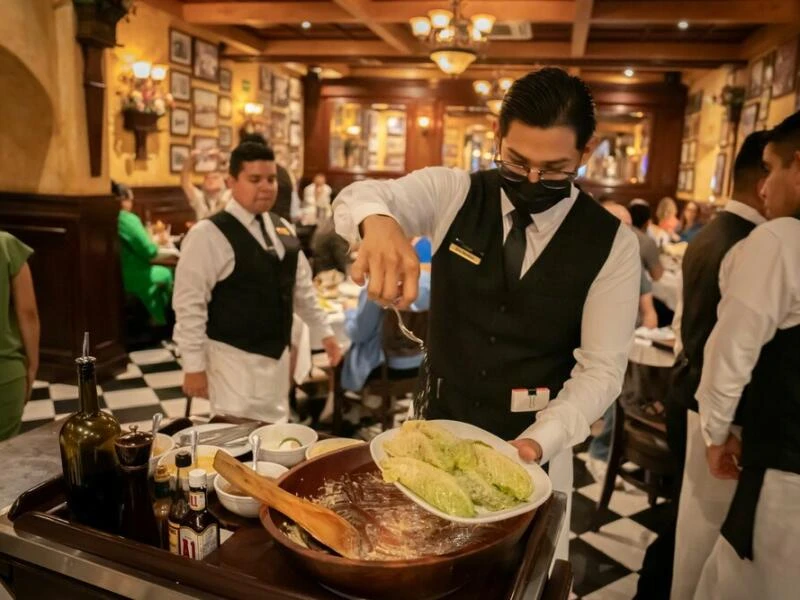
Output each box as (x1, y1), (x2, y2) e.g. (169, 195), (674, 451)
(239, 132), (269, 147)
(229, 142), (275, 178)
(733, 130), (768, 188)
(498, 67), (596, 149)
(766, 110), (800, 167)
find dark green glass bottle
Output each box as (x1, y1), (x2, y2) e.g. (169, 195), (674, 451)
(58, 333), (122, 531)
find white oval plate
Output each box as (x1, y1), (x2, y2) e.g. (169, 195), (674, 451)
(171, 423), (251, 458)
(370, 419), (552, 524)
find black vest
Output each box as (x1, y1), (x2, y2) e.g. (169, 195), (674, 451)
(721, 216), (800, 560)
(426, 169), (620, 440)
(206, 211), (299, 359)
(676, 210), (757, 411)
(273, 164), (294, 222)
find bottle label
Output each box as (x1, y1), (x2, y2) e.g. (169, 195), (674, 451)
(189, 490), (206, 511)
(168, 521), (180, 554)
(179, 524), (218, 560)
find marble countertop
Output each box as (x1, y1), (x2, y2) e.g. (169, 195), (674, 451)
(0, 420), (63, 509)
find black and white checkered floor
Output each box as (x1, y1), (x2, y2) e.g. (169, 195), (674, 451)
(22, 346), (671, 599)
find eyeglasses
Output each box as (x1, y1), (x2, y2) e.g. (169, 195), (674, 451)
(493, 146), (578, 189)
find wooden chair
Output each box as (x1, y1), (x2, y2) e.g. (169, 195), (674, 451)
(592, 361), (675, 531)
(332, 309), (429, 434)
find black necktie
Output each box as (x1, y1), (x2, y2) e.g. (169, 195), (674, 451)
(504, 209), (532, 287)
(254, 214), (275, 253)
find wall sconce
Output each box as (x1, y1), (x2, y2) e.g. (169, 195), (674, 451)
(131, 61), (152, 79)
(150, 64), (167, 81)
(346, 125), (362, 137)
(244, 102), (265, 117)
(417, 115), (432, 134)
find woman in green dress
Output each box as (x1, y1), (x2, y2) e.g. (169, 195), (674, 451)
(0, 231), (40, 440)
(114, 182), (174, 325)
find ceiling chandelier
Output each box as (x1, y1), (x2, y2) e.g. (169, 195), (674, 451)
(409, 0), (495, 76)
(473, 76), (515, 115)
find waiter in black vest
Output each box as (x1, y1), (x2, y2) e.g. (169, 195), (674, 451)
(689, 111), (800, 599)
(658, 132), (769, 599)
(174, 142), (341, 422)
(333, 68), (641, 558)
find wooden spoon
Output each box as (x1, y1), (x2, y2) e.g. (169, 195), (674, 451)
(213, 451), (363, 559)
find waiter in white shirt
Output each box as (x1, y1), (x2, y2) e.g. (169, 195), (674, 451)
(174, 142), (342, 422)
(333, 68), (641, 558)
(691, 111), (800, 600)
(668, 132), (768, 599)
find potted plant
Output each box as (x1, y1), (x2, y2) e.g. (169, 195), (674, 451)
(119, 67), (174, 160)
(73, 0), (135, 48)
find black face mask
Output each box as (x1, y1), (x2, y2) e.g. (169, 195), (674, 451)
(500, 178), (572, 215)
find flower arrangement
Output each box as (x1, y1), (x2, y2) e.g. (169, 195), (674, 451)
(118, 67), (174, 116)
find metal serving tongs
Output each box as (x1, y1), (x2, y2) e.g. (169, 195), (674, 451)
(385, 304), (425, 349)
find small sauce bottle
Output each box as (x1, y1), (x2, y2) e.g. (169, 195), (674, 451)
(178, 469), (220, 560)
(152, 465), (172, 549)
(167, 450), (192, 554)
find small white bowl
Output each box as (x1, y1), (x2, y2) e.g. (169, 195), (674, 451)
(251, 423), (318, 467)
(305, 437), (365, 461)
(214, 461), (289, 518)
(157, 444), (234, 489)
(149, 433), (176, 477)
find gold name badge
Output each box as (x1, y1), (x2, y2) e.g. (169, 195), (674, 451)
(448, 242), (481, 265)
(276, 227), (292, 236)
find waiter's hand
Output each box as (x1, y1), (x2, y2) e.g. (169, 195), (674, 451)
(183, 371), (209, 399)
(351, 215), (420, 309)
(510, 438), (543, 463)
(706, 433), (742, 480)
(322, 336), (343, 367)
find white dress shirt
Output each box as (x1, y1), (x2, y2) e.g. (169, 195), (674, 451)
(697, 216), (800, 446)
(173, 198), (333, 373)
(671, 199), (766, 357)
(333, 166), (641, 463)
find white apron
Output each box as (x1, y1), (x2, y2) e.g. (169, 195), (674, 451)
(694, 469), (800, 600)
(206, 339), (290, 423)
(671, 410), (738, 600)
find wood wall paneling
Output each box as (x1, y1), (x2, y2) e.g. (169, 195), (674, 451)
(306, 78), (687, 205)
(0, 193), (128, 383)
(130, 186), (196, 234)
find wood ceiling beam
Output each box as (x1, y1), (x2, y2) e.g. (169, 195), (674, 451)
(182, 2), (358, 26)
(331, 0), (416, 55)
(571, 0), (594, 58)
(182, 1), (577, 25)
(585, 42), (741, 62)
(592, 1), (800, 25)
(739, 24), (800, 60)
(262, 40), (403, 57)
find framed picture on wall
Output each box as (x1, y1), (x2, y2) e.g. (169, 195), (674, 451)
(271, 73), (289, 107)
(170, 107), (190, 136)
(289, 77), (302, 101)
(687, 140), (697, 163)
(219, 125), (232, 149)
(289, 100), (302, 123)
(169, 70), (191, 101)
(192, 88), (218, 129)
(763, 52), (776, 90)
(289, 122), (301, 147)
(740, 103), (759, 138)
(169, 29), (192, 67)
(712, 153), (727, 196)
(193, 136), (219, 173)
(685, 167), (695, 193)
(259, 65), (271, 91)
(170, 144), (190, 173)
(219, 67), (232, 92)
(271, 111), (288, 143)
(678, 169), (686, 192)
(193, 37), (219, 83)
(680, 141), (688, 164)
(748, 58), (765, 99)
(758, 89), (771, 123)
(218, 96), (232, 119)
(773, 38), (798, 98)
